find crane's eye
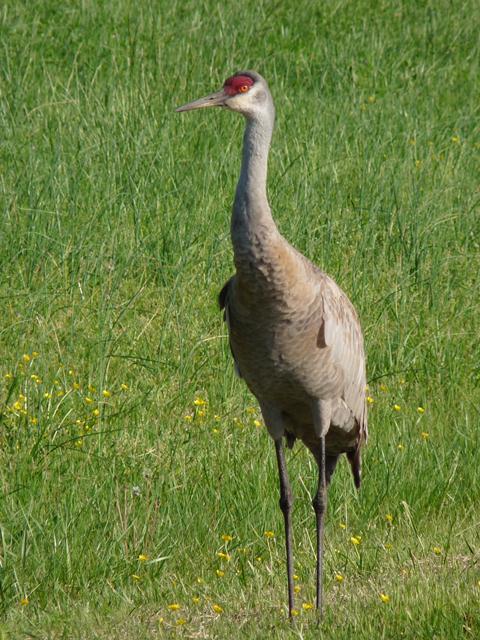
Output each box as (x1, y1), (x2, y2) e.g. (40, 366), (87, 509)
(238, 85), (250, 93)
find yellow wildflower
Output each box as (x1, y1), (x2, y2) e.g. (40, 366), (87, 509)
(193, 397), (206, 406)
(132, 574), (141, 582)
(417, 406), (425, 414)
(120, 383), (129, 391)
(212, 604), (223, 614)
(379, 593), (390, 603)
(197, 409), (206, 418)
(451, 135), (460, 144)
(264, 530), (275, 538)
(22, 354), (31, 363)
(302, 602), (314, 610)
(293, 574), (300, 581)
(30, 417), (38, 425)
(335, 573), (344, 583)
(385, 514), (393, 523)
(4, 373), (13, 380)
(168, 603), (181, 611)
(88, 384), (96, 393)
(379, 383), (388, 392)
(384, 543), (393, 551)
(138, 554), (149, 562)
(217, 552), (231, 561)
(294, 585), (301, 593)
(432, 546), (442, 555)
(184, 415), (193, 422)
(253, 419), (262, 428)
(216, 569), (225, 577)
(176, 618), (186, 626)
(102, 389), (111, 398)
(43, 392), (52, 399)
(20, 596), (29, 606)
(366, 396), (374, 404)
(92, 408), (100, 417)
(75, 439), (83, 447)
(291, 609), (300, 617)
(196, 577), (204, 584)
(350, 535), (362, 545)
(192, 596), (200, 604)
(246, 407), (256, 414)
(397, 443), (405, 450)
(72, 382), (81, 390)
(421, 432), (429, 441)
(393, 404), (401, 411)
(222, 534), (233, 542)
(84, 397), (93, 404)
(212, 428), (219, 434)
(32, 351), (39, 358)
(339, 523), (347, 530)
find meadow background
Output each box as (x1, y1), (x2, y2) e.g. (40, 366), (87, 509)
(1, 0), (479, 637)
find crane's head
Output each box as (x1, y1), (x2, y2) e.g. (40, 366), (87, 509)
(176, 70), (273, 120)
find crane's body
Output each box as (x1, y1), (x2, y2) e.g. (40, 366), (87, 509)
(177, 70), (367, 618)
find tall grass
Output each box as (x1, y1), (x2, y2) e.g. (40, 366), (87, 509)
(0, 0), (479, 637)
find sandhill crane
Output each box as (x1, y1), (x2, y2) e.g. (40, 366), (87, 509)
(177, 71), (367, 618)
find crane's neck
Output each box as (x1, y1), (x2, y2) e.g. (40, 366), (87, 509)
(231, 111), (279, 262)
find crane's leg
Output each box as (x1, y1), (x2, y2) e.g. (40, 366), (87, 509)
(312, 434), (327, 615)
(274, 438), (295, 619)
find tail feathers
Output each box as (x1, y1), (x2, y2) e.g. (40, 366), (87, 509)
(347, 448), (361, 489)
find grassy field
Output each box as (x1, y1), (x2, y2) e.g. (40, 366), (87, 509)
(1, 0), (479, 637)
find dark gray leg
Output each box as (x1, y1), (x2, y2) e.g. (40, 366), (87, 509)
(274, 438), (294, 618)
(312, 434), (327, 614)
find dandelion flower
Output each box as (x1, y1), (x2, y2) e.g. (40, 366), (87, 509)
(417, 406), (425, 414)
(72, 382), (81, 390)
(253, 419), (262, 428)
(197, 409), (206, 418)
(193, 397), (206, 406)
(397, 443), (405, 450)
(84, 396), (93, 404)
(293, 574), (300, 581)
(184, 415), (193, 422)
(350, 535), (362, 546)
(393, 404), (401, 411)
(379, 383), (388, 392)
(339, 523), (347, 530)
(132, 574), (141, 582)
(216, 569), (225, 577)
(379, 593), (390, 603)
(138, 554), (149, 562)
(92, 408), (100, 417)
(217, 552), (231, 561)
(294, 585), (301, 593)
(32, 351), (40, 358)
(4, 373), (13, 380)
(168, 603), (181, 611)
(264, 530), (275, 538)
(421, 432), (429, 441)
(221, 534), (233, 542)
(102, 389), (111, 398)
(432, 546), (442, 555)
(212, 604), (223, 614)
(451, 135), (460, 144)
(20, 597), (29, 606)
(385, 514), (393, 523)
(366, 396), (374, 405)
(384, 543), (393, 551)
(335, 573), (344, 583)
(176, 618), (186, 626)
(196, 577), (204, 584)
(22, 354), (31, 363)
(291, 609), (300, 617)
(192, 596), (200, 604)
(302, 602), (314, 611)
(43, 392), (52, 399)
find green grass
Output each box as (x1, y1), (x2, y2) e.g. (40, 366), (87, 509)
(1, 0), (479, 637)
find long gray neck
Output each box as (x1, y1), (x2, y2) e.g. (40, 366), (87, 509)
(231, 108), (278, 256)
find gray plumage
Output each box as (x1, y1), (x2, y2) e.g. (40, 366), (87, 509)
(177, 70), (368, 618)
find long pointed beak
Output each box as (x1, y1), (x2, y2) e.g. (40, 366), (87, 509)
(176, 89), (227, 113)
